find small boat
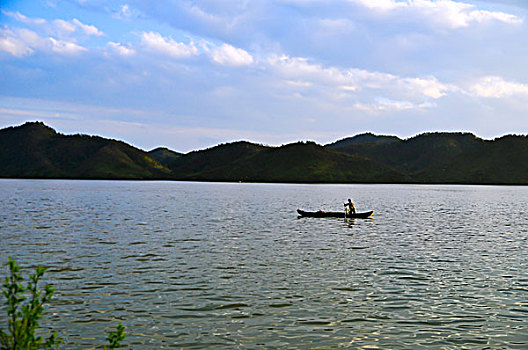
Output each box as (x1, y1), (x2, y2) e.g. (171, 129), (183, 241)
(297, 209), (374, 219)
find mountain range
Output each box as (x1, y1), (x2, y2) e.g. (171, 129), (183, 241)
(1, 122), (526, 184)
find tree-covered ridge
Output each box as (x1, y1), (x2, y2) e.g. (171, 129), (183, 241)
(329, 132), (528, 184)
(148, 147), (183, 167)
(178, 141), (408, 183)
(1, 122), (527, 184)
(0, 122), (171, 179)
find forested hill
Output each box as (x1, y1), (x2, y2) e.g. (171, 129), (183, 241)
(0, 122), (171, 179)
(327, 132), (528, 184)
(1, 122), (527, 184)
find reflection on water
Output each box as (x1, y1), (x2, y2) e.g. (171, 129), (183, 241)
(1, 180), (527, 348)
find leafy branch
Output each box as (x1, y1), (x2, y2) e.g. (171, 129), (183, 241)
(1, 257), (126, 349)
(104, 323), (125, 349)
(0, 257), (60, 349)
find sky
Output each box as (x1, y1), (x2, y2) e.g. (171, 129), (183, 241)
(1, 0), (527, 152)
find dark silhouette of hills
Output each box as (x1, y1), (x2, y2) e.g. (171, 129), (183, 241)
(328, 132), (402, 148)
(0, 122), (171, 179)
(148, 147), (183, 166)
(165, 141), (269, 178)
(172, 141), (408, 183)
(1, 122), (527, 184)
(328, 132), (528, 184)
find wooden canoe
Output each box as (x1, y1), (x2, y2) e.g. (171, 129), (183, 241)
(297, 209), (374, 219)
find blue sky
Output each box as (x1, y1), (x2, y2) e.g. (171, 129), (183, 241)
(1, 0), (527, 152)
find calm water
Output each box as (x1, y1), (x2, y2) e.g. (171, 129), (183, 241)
(1, 180), (527, 349)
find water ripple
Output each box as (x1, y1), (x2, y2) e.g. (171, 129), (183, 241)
(1, 180), (527, 348)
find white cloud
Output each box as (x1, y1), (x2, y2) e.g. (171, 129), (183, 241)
(414, 0), (522, 28)
(0, 25), (87, 57)
(267, 55), (352, 85)
(4, 11), (103, 38)
(72, 19), (104, 36)
(286, 80), (314, 88)
(120, 5), (132, 17)
(211, 43), (254, 66)
(341, 85), (357, 91)
(52, 19), (77, 36)
(2, 10), (47, 26)
(2, 11), (101, 57)
(353, 99), (436, 113)
(53, 18), (103, 37)
(400, 76), (454, 99)
(106, 41), (136, 56)
(354, 0), (406, 11)
(469, 76), (528, 98)
(49, 37), (87, 54)
(352, 0), (523, 28)
(115, 5), (135, 20)
(347, 68), (398, 89)
(0, 107), (79, 120)
(0, 27), (59, 57)
(267, 54), (451, 101)
(141, 32), (198, 58)
(269, 55), (428, 93)
(0, 28), (35, 57)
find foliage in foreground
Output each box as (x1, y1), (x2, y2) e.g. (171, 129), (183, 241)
(1, 257), (125, 349)
(104, 323), (125, 350)
(0, 257), (60, 349)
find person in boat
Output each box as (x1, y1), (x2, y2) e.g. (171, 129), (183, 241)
(344, 198), (356, 215)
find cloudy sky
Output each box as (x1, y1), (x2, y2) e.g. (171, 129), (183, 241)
(1, 0), (527, 152)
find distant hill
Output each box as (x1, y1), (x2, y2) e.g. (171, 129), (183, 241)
(328, 132), (528, 184)
(178, 141), (409, 183)
(168, 141), (270, 178)
(327, 132), (402, 149)
(1, 122), (527, 184)
(148, 147), (183, 167)
(0, 122), (171, 179)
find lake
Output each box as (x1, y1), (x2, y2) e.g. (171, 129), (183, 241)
(1, 180), (527, 348)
